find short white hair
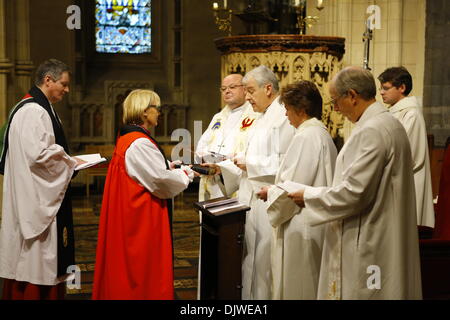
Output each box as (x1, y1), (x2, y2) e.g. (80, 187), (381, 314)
(334, 66), (376, 100)
(243, 65), (279, 93)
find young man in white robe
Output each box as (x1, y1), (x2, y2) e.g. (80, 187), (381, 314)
(0, 59), (85, 299)
(257, 81), (337, 300)
(222, 65), (295, 299)
(195, 73), (258, 299)
(288, 67), (422, 300)
(378, 66), (435, 228)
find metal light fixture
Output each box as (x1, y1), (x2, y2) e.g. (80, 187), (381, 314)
(212, 1), (233, 36)
(293, 0), (324, 35)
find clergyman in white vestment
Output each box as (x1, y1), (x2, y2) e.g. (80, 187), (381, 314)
(288, 67), (422, 300)
(229, 66), (295, 300)
(194, 74), (258, 299)
(257, 81), (337, 300)
(378, 66), (435, 228)
(195, 74), (258, 201)
(0, 59), (85, 299)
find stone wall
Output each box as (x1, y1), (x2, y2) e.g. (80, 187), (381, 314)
(308, 0), (426, 100)
(423, 0), (450, 147)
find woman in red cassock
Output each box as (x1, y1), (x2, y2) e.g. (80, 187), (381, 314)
(92, 89), (193, 300)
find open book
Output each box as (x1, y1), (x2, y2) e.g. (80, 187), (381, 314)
(200, 151), (228, 164)
(200, 197), (238, 209)
(197, 197), (249, 215)
(208, 202), (248, 214)
(74, 153), (107, 171)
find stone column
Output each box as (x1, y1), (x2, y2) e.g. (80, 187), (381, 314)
(0, 0), (13, 222)
(0, 0), (13, 125)
(14, 0), (33, 98)
(423, 0), (450, 147)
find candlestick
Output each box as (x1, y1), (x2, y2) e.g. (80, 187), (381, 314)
(293, 0), (320, 35)
(317, 0), (324, 10)
(211, 2), (233, 36)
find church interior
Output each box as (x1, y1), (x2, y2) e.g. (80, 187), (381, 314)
(0, 0), (449, 300)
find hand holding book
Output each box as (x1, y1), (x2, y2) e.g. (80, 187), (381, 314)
(73, 153), (107, 171)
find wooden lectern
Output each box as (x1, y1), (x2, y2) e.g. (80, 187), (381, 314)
(194, 197), (250, 300)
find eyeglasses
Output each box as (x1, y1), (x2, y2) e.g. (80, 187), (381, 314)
(220, 84), (244, 92)
(379, 85), (395, 92)
(327, 93), (347, 106)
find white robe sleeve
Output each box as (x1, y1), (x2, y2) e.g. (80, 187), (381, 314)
(267, 132), (324, 228)
(125, 138), (190, 199)
(401, 110), (426, 174)
(217, 159), (242, 196)
(303, 127), (387, 226)
(8, 104), (76, 240)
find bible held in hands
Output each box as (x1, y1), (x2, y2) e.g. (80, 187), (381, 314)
(174, 163), (216, 175)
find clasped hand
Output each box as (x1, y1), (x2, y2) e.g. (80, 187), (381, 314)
(170, 160), (195, 182)
(232, 155), (247, 171)
(256, 186), (306, 208)
(256, 186), (269, 202)
(287, 190), (305, 208)
(199, 163), (221, 176)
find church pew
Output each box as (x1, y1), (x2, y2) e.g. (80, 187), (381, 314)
(420, 142), (450, 299)
(429, 136), (446, 199)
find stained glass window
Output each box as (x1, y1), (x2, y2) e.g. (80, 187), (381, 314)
(95, 0), (152, 54)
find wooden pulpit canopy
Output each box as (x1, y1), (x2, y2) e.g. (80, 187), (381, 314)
(214, 34), (347, 141)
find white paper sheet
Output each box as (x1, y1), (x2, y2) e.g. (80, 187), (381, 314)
(74, 153), (107, 171)
(276, 181), (307, 194)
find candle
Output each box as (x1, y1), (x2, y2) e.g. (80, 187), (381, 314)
(317, 0), (323, 8)
(213, 2), (218, 10)
(224, 0), (227, 9)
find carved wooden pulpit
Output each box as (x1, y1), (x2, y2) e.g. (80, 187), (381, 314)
(215, 34), (347, 141)
(194, 197), (250, 300)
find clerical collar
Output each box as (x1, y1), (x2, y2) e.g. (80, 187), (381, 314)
(297, 117), (325, 132)
(120, 124), (152, 137)
(356, 102), (387, 127)
(230, 105), (244, 113)
(262, 96), (279, 115)
(29, 86), (51, 109)
(390, 96), (418, 113)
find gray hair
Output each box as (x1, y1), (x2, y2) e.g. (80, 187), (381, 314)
(35, 59), (70, 86)
(243, 65), (279, 93)
(334, 66), (376, 100)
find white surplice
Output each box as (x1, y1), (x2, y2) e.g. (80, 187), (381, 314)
(302, 102), (422, 300)
(195, 101), (258, 299)
(0, 103), (76, 285)
(239, 97), (296, 300)
(125, 138), (191, 199)
(195, 101), (258, 201)
(266, 118), (337, 300)
(389, 96), (435, 227)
